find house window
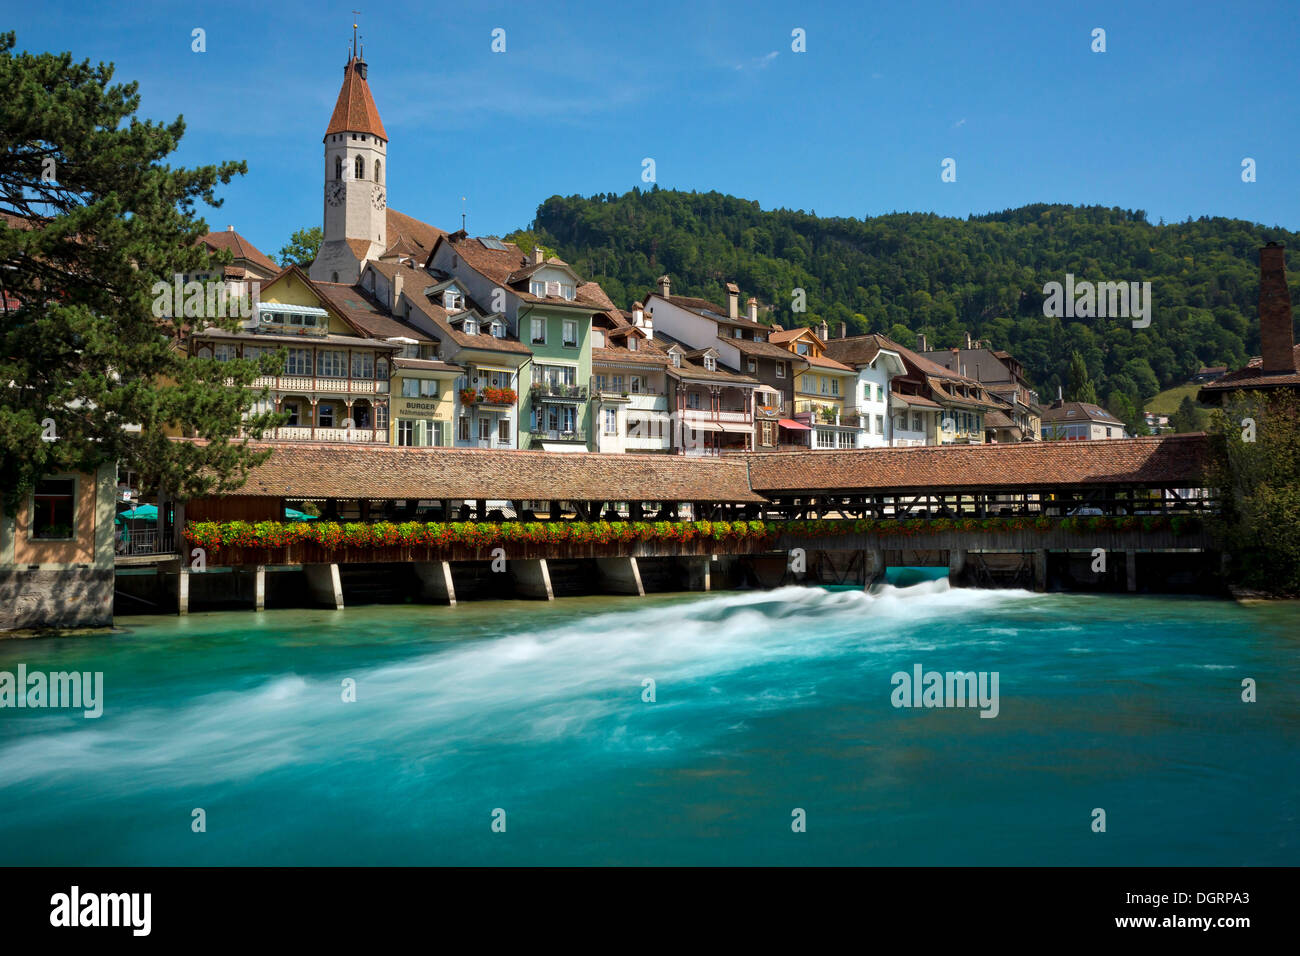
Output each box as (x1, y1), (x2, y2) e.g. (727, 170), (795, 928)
(443, 290), (463, 310)
(331, 272), (339, 283)
(796, 342), (811, 356)
(531, 318), (546, 345)
(355, 155), (364, 179)
(375, 404), (387, 429)
(498, 419), (511, 444)
(671, 352), (681, 368)
(397, 420), (415, 446)
(562, 319), (578, 348)
(213, 344), (236, 362)
(604, 408), (616, 434)
(419, 380), (438, 397)
(875, 414), (884, 434)
(761, 421), (775, 446)
(284, 402), (300, 426)
(734, 329), (744, 338)
(775, 362), (786, 378)
(703, 355), (716, 371)
(286, 348), (311, 376)
(458, 416), (470, 441)
(611, 375), (624, 392)
(559, 283), (575, 300)
(376, 358), (389, 380)
(351, 352), (374, 378)
(630, 376), (641, 394)
(31, 478), (75, 540)
(463, 319), (478, 336)
(913, 414), (922, 432)
(747, 359), (756, 373)
(838, 431), (855, 448)
(816, 429), (835, 449)
(627, 337), (638, 352)
(687, 392), (700, 409)
(318, 404), (335, 428)
(831, 378), (840, 396)
(820, 377), (829, 395)
(317, 350), (346, 378)
(592, 374), (606, 392)
(402, 379), (419, 398)
(479, 418), (491, 441)
(490, 321), (505, 338)
(863, 383), (871, 402)
(530, 280), (545, 296)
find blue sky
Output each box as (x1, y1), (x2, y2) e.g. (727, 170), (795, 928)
(7, 0), (1298, 258)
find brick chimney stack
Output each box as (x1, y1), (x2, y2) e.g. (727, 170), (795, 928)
(657, 275), (671, 298)
(531, 246), (545, 266)
(1259, 242), (1296, 373)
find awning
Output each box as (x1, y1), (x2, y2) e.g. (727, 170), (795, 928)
(682, 421), (723, 432)
(718, 421), (753, 433)
(474, 364), (517, 374)
(778, 418), (812, 431)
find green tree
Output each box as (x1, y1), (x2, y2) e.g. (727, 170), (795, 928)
(1208, 393), (1300, 595)
(0, 32), (281, 509)
(1066, 352), (1098, 404)
(277, 225), (321, 267)
(1169, 395), (1204, 433)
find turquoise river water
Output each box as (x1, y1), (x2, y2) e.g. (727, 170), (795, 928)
(1, 575), (1296, 865)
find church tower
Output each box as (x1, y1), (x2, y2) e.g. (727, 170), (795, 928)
(309, 42), (388, 284)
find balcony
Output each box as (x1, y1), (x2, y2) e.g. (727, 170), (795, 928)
(681, 406), (752, 424)
(266, 426), (388, 443)
(460, 387), (517, 407)
(531, 382), (588, 401)
(755, 398), (792, 418)
(253, 374), (389, 395)
(529, 429), (587, 444)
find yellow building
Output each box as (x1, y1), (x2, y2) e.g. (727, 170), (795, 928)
(769, 326), (861, 449)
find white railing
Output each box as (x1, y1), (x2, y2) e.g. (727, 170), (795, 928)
(267, 426), (387, 443)
(247, 375), (387, 394)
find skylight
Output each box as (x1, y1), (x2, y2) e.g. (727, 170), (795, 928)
(479, 237), (508, 251)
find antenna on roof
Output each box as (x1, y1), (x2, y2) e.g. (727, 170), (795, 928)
(461, 196), (467, 232)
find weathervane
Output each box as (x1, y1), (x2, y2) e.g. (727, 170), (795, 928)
(351, 11), (362, 59)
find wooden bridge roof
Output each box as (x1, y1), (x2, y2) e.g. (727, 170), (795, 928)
(215, 442), (766, 503)
(745, 434), (1209, 495)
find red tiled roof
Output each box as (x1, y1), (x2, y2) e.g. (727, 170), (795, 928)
(325, 57), (388, 140)
(386, 208), (446, 256)
(198, 228), (279, 274)
(745, 434), (1208, 493)
(444, 235), (612, 311)
(312, 281), (433, 342)
(208, 442), (765, 503)
(1198, 345), (1300, 391)
(1039, 401), (1124, 424)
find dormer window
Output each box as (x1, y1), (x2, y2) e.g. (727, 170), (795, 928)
(628, 337), (638, 352)
(753, 333), (761, 342)
(796, 342), (810, 355)
(703, 355), (716, 371)
(463, 319), (479, 335)
(671, 352), (682, 368)
(443, 290), (463, 311)
(490, 320), (505, 338)
(733, 328), (743, 338)
(530, 280), (545, 296)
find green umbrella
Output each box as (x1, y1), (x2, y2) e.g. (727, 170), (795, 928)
(284, 508), (318, 522)
(116, 504), (158, 523)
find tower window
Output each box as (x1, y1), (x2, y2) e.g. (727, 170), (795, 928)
(334, 155), (342, 180)
(355, 155), (364, 179)
(374, 160), (381, 183)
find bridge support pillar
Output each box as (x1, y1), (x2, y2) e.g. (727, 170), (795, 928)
(177, 568), (189, 615)
(596, 557), (644, 596)
(1125, 550), (1138, 593)
(414, 561), (457, 605)
(513, 559), (554, 600)
(948, 549), (967, 587)
(255, 565), (266, 611)
(684, 556), (711, 592)
(1032, 549), (1048, 592)
(305, 563), (345, 610)
(864, 548), (886, 589)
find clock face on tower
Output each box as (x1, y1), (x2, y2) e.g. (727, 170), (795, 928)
(325, 181), (346, 206)
(372, 185), (386, 210)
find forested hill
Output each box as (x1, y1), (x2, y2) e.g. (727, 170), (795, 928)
(508, 188), (1299, 425)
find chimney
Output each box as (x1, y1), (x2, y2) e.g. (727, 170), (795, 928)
(391, 269), (404, 314)
(726, 282), (740, 319)
(1053, 385), (1064, 409)
(819, 320), (829, 340)
(531, 246), (545, 266)
(917, 333), (928, 352)
(657, 275), (671, 298)
(226, 225), (234, 232)
(771, 323), (784, 333)
(633, 301), (651, 333)
(839, 322), (847, 339)
(1260, 242), (1297, 373)
(747, 296), (758, 322)
(965, 330), (973, 349)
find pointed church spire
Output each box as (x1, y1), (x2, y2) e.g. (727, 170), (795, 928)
(324, 44), (387, 142)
